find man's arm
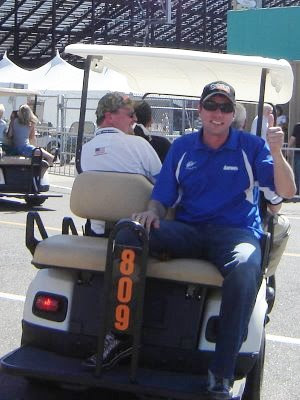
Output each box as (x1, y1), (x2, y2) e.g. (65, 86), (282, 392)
(132, 199), (167, 232)
(267, 203), (282, 215)
(29, 125), (37, 146)
(267, 127), (296, 199)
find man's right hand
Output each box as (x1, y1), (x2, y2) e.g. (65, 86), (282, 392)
(132, 210), (160, 232)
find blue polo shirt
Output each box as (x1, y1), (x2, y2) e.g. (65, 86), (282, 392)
(151, 128), (281, 238)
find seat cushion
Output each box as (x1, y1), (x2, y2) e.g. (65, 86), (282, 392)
(0, 156), (32, 165)
(32, 235), (223, 287)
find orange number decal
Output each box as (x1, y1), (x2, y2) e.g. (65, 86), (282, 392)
(115, 304), (130, 331)
(117, 277), (133, 303)
(120, 249), (135, 275)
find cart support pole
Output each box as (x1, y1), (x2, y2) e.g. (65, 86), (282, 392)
(75, 55), (92, 174)
(256, 68), (268, 138)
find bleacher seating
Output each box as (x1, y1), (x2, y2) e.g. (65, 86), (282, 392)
(0, 0), (299, 69)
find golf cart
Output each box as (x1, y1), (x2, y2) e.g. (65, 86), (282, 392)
(0, 46), (293, 399)
(0, 87), (61, 206)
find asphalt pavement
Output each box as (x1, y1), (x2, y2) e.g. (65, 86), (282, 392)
(0, 174), (299, 400)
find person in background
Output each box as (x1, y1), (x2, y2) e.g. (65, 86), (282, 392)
(7, 110), (18, 137)
(0, 104), (7, 145)
(275, 105), (288, 142)
(8, 104), (54, 164)
(133, 100), (171, 163)
(288, 123), (300, 194)
(81, 92), (162, 237)
(231, 102), (247, 130)
(251, 103), (274, 140)
(232, 102), (282, 214)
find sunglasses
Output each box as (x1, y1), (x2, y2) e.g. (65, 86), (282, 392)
(202, 100), (234, 114)
(112, 109), (136, 118)
(127, 111), (136, 118)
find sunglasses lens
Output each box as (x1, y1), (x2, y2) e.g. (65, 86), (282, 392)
(203, 101), (218, 111)
(203, 101), (234, 113)
(220, 103), (234, 113)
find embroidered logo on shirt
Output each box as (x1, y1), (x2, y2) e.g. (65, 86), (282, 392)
(94, 147), (107, 156)
(223, 165), (238, 171)
(186, 161), (197, 170)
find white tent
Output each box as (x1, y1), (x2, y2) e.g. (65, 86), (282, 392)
(0, 50), (134, 127)
(0, 52), (31, 87)
(27, 50), (132, 93)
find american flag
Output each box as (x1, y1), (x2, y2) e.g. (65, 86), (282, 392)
(94, 147), (106, 156)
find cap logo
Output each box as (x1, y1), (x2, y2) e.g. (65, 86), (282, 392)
(209, 83), (231, 94)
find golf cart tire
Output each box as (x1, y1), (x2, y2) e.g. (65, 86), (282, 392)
(242, 330), (266, 400)
(25, 376), (59, 390)
(25, 196), (46, 206)
(266, 275), (276, 314)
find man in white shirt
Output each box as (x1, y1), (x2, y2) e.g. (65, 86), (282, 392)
(250, 103), (274, 140)
(81, 92), (162, 236)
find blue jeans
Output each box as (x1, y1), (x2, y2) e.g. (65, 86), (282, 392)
(15, 144), (35, 157)
(116, 220), (262, 380)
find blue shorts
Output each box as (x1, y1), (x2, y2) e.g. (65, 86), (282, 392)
(15, 144), (35, 157)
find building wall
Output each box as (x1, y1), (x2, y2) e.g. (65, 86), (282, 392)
(227, 7), (300, 60)
(227, 7), (300, 138)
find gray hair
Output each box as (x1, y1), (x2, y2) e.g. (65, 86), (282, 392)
(232, 103), (246, 130)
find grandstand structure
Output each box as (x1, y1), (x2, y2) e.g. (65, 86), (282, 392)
(0, 0), (299, 68)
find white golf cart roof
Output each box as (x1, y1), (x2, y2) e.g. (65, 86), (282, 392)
(65, 44), (293, 104)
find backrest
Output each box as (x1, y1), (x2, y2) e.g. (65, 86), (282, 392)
(70, 170), (153, 221)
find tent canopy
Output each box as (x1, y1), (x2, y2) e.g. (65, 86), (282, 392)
(0, 50), (132, 93)
(0, 52), (31, 86)
(27, 50), (132, 93)
(64, 44), (294, 104)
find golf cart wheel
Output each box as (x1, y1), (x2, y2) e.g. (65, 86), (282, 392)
(25, 377), (58, 389)
(242, 329), (266, 400)
(25, 196), (46, 206)
(266, 275), (276, 314)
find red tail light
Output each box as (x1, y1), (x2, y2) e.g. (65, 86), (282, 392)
(33, 292), (68, 322)
(35, 295), (60, 312)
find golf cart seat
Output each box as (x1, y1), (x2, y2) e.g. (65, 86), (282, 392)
(29, 170), (224, 287)
(0, 155), (49, 167)
(0, 152), (50, 194)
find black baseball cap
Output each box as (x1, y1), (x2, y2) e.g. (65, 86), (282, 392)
(200, 81), (236, 104)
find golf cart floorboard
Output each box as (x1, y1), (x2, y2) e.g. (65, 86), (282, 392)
(1, 346), (241, 399)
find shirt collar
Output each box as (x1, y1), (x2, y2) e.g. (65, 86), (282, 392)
(95, 126), (125, 135)
(194, 127), (239, 151)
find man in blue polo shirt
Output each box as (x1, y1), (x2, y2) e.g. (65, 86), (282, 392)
(131, 81), (296, 399)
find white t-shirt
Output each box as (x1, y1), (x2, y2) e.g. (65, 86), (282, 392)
(250, 116), (269, 140)
(81, 127), (162, 234)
